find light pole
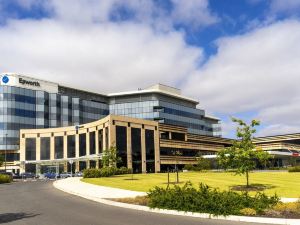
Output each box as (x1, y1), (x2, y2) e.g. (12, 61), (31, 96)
(5, 133), (7, 172)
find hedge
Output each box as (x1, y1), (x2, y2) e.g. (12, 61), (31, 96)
(147, 182), (279, 216)
(0, 174), (12, 184)
(83, 167), (132, 178)
(288, 166), (300, 172)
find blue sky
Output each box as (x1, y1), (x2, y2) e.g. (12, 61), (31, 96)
(1, 0), (300, 138)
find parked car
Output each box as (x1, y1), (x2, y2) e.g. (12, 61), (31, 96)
(20, 172), (36, 179)
(60, 172), (72, 179)
(74, 171), (83, 177)
(44, 172), (58, 179)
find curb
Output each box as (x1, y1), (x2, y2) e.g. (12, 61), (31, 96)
(53, 180), (300, 225)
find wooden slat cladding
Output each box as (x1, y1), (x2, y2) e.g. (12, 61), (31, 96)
(254, 133), (300, 143)
(160, 139), (223, 151)
(158, 123), (187, 133)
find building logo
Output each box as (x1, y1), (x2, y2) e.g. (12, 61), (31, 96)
(2, 75), (9, 84)
(19, 78), (40, 87)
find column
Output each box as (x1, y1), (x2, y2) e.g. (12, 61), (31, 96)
(96, 160), (99, 169)
(103, 128), (107, 151)
(75, 133), (79, 158)
(86, 131), (90, 156)
(95, 128), (99, 155)
(126, 126), (132, 169)
(86, 160), (90, 169)
(36, 137), (41, 161)
(110, 124), (116, 148)
(63, 162), (68, 172)
(75, 161), (79, 172)
(63, 135), (68, 159)
(141, 128), (146, 173)
(154, 129), (161, 173)
(20, 136), (26, 162)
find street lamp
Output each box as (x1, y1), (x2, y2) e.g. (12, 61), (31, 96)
(5, 133), (7, 172)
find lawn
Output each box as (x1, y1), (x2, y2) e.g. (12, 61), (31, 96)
(82, 171), (300, 198)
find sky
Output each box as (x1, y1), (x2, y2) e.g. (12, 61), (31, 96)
(1, 0), (300, 138)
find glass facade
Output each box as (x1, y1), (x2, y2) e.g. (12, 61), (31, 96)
(131, 128), (141, 173)
(79, 133), (86, 156)
(67, 135), (76, 158)
(116, 126), (127, 168)
(89, 132), (96, 155)
(41, 137), (50, 160)
(145, 129), (155, 173)
(1, 75), (220, 164)
(109, 94), (220, 136)
(54, 136), (63, 159)
(25, 138), (36, 161)
(0, 84), (109, 161)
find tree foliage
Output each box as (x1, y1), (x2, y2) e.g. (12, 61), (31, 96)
(217, 117), (270, 187)
(102, 145), (121, 168)
(0, 154), (4, 167)
(196, 156), (211, 171)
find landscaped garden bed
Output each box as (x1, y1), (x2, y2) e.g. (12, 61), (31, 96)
(109, 182), (300, 218)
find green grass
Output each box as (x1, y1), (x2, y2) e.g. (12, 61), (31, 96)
(82, 171), (300, 198)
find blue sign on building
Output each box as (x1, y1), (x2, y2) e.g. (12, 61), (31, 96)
(2, 75), (9, 84)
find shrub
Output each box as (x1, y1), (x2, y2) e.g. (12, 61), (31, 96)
(113, 196), (149, 206)
(288, 166), (300, 172)
(147, 182), (279, 216)
(240, 208), (257, 216)
(183, 164), (195, 171)
(0, 174), (12, 184)
(83, 167), (132, 178)
(272, 202), (300, 215)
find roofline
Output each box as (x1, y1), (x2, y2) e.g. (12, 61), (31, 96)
(204, 115), (220, 121)
(254, 132), (300, 139)
(2, 73), (199, 104)
(108, 89), (199, 104)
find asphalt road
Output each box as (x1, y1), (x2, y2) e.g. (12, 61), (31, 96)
(0, 180), (272, 225)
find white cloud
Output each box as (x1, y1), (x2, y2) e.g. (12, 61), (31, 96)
(171, 0), (218, 28)
(270, 0), (300, 14)
(183, 19), (300, 135)
(0, 19), (202, 93)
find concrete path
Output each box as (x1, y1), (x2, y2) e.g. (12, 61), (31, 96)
(54, 177), (146, 199)
(54, 177), (300, 225)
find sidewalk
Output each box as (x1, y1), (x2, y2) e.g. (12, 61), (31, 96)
(54, 177), (146, 199)
(53, 178), (300, 225)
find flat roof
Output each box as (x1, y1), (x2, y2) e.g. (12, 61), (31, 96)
(108, 89), (199, 104)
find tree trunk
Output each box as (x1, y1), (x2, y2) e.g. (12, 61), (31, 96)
(246, 171), (249, 187)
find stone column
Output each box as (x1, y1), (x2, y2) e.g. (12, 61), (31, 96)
(95, 128), (99, 155)
(103, 128), (107, 151)
(126, 126), (132, 169)
(36, 137), (41, 161)
(141, 128), (146, 173)
(63, 135), (68, 159)
(75, 161), (79, 172)
(86, 160), (90, 169)
(110, 124), (116, 148)
(63, 162), (68, 172)
(154, 129), (161, 173)
(86, 131), (90, 156)
(75, 133), (79, 158)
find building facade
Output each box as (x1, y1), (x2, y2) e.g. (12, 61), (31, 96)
(19, 115), (228, 174)
(0, 73), (220, 173)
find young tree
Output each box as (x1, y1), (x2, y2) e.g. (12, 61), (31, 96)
(0, 154), (4, 167)
(196, 156), (211, 171)
(217, 118), (270, 187)
(102, 146), (121, 168)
